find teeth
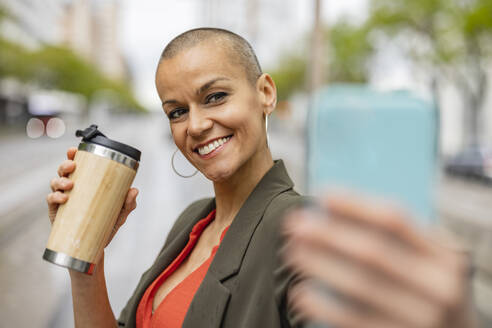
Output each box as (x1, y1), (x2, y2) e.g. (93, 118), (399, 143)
(198, 136), (231, 155)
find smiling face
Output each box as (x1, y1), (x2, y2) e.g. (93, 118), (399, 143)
(156, 39), (276, 182)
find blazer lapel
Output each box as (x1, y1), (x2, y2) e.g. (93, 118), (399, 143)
(125, 199), (216, 327)
(182, 274), (231, 328)
(183, 160), (294, 327)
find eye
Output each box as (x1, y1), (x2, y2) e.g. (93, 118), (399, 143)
(205, 92), (227, 104)
(168, 107), (188, 120)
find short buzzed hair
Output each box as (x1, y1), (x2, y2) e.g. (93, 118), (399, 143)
(159, 28), (263, 85)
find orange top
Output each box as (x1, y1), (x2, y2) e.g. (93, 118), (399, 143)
(136, 210), (229, 328)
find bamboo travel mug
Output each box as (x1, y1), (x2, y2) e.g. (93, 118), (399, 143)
(43, 124), (141, 274)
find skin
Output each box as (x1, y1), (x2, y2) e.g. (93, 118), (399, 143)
(282, 193), (479, 328)
(46, 38), (277, 327)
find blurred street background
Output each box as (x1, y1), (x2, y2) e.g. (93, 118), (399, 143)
(0, 0), (491, 327)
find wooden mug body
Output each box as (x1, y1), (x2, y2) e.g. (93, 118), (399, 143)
(46, 149), (136, 266)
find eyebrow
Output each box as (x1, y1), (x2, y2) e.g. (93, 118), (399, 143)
(162, 99), (178, 107)
(161, 77), (231, 108)
(197, 77), (230, 95)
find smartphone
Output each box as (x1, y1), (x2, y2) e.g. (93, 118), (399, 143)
(306, 85), (438, 227)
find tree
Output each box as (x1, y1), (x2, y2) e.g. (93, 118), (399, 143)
(0, 5), (145, 112)
(0, 40), (144, 112)
(325, 20), (374, 84)
(270, 54), (307, 102)
(269, 20), (374, 102)
(368, 0), (492, 147)
(30, 45), (145, 112)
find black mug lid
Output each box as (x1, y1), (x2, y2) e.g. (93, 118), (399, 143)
(75, 124), (141, 161)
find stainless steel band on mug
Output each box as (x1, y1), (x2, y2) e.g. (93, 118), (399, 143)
(43, 248), (95, 274)
(78, 142), (139, 170)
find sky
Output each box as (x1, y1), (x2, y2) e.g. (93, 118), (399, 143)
(118, 0), (383, 110)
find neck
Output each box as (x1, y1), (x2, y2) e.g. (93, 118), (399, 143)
(212, 148), (274, 227)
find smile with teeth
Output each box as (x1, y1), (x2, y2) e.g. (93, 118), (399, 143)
(197, 136), (232, 155)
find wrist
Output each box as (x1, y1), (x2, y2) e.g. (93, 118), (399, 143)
(69, 252), (105, 282)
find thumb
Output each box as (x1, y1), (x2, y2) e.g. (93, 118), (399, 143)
(117, 188), (139, 227)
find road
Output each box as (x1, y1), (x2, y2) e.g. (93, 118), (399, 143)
(0, 113), (490, 327)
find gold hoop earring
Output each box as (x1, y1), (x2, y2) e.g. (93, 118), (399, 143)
(265, 114), (270, 146)
(171, 149), (198, 178)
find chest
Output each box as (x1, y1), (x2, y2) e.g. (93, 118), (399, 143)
(151, 227), (222, 312)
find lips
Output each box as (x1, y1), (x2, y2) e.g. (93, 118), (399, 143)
(194, 135), (233, 156)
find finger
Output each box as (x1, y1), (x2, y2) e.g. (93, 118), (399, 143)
(286, 239), (444, 328)
(125, 188), (139, 211)
(46, 191), (68, 205)
(50, 177), (73, 192)
(121, 188), (139, 216)
(57, 160), (76, 177)
(321, 193), (429, 254)
(284, 213), (465, 311)
(289, 282), (400, 328)
(284, 212), (419, 288)
(115, 188), (139, 228)
(67, 147), (77, 160)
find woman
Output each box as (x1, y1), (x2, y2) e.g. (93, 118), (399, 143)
(47, 28), (305, 328)
(47, 27), (477, 328)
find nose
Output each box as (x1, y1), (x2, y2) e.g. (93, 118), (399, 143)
(187, 107), (213, 137)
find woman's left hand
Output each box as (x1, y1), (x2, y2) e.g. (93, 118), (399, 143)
(283, 193), (478, 328)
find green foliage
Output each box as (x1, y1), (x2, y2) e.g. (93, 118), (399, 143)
(269, 20), (373, 101)
(269, 55), (306, 101)
(30, 46), (144, 111)
(367, 0), (492, 145)
(327, 20), (373, 83)
(369, 0), (448, 31)
(0, 38), (145, 112)
(0, 5), (8, 21)
(459, 0), (492, 34)
(368, 0), (492, 68)
(32, 46), (106, 95)
(462, 0), (492, 52)
(0, 38), (33, 80)
(368, 0), (454, 65)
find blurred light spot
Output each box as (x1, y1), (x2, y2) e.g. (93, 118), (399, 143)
(26, 118), (44, 138)
(46, 118), (66, 138)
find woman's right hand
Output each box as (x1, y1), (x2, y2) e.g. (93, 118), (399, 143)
(46, 147), (139, 247)
(47, 147), (77, 224)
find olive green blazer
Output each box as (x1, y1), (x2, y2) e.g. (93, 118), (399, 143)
(117, 160), (307, 327)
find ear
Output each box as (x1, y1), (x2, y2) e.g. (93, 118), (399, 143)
(256, 73), (277, 116)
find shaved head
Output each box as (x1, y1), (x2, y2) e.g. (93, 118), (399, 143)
(159, 28), (262, 85)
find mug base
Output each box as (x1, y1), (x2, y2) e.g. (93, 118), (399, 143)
(43, 248), (95, 275)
